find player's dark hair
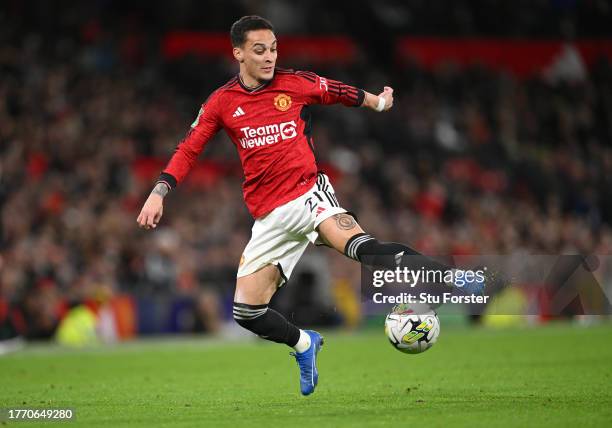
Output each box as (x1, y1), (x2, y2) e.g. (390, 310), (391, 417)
(230, 15), (274, 47)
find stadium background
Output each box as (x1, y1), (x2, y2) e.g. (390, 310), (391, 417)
(1, 0), (612, 344)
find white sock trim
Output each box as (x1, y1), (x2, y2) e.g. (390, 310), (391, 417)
(293, 329), (312, 354)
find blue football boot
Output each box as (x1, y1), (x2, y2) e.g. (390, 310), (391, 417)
(457, 266), (509, 296)
(290, 330), (324, 396)
(457, 269), (486, 295)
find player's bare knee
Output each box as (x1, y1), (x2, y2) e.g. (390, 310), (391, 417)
(234, 265), (280, 305)
(234, 280), (276, 306)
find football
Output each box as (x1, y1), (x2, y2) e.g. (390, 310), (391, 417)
(384, 304), (440, 354)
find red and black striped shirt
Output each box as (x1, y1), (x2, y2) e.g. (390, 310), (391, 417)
(161, 68), (364, 218)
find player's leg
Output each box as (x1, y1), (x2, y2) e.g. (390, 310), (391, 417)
(317, 213), (484, 295)
(234, 264), (323, 396)
(317, 212), (437, 267)
(235, 196), (326, 396)
(233, 264), (309, 350)
(309, 173), (450, 277)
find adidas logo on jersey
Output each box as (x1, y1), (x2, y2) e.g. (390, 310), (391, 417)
(232, 107), (246, 117)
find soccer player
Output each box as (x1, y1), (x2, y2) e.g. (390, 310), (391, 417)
(137, 15), (483, 395)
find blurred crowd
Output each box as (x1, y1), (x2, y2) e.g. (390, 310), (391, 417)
(5, 0), (611, 36)
(1, 2), (612, 341)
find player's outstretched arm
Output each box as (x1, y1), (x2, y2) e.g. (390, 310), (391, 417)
(362, 86), (394, 112)
(137, 182), (168, 230)
(136, 89), (222, 231)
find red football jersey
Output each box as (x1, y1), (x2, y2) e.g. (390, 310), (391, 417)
(159, 68), (364, 218)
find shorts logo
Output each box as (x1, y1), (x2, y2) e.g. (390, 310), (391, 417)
(239, 121), (297, 149)
(239, 255), (245, 267)
(316, 206), (326, 216)
(274, 94), (292, 111)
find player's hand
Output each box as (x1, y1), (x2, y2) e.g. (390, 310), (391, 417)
(137, 193), (164, 230)
(378, 86), (394, 111)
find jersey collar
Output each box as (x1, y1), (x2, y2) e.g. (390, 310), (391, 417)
(238, 72), (275, 93)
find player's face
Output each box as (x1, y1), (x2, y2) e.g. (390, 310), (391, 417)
(238, 29), (277, 83)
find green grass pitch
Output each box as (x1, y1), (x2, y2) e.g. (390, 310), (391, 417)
(1, 323), (611, 427)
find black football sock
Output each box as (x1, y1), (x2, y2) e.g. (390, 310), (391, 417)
(345, 233), (451, 272)
(345, 233), (454, 308)
(233, 302), (301, 346)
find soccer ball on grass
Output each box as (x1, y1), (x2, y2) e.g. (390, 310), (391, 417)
(384, 304), (440, 354)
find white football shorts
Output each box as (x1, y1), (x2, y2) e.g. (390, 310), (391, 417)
(237, 172), (347, 286)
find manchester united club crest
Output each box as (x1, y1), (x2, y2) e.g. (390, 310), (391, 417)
(274, 94), (292, 111)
